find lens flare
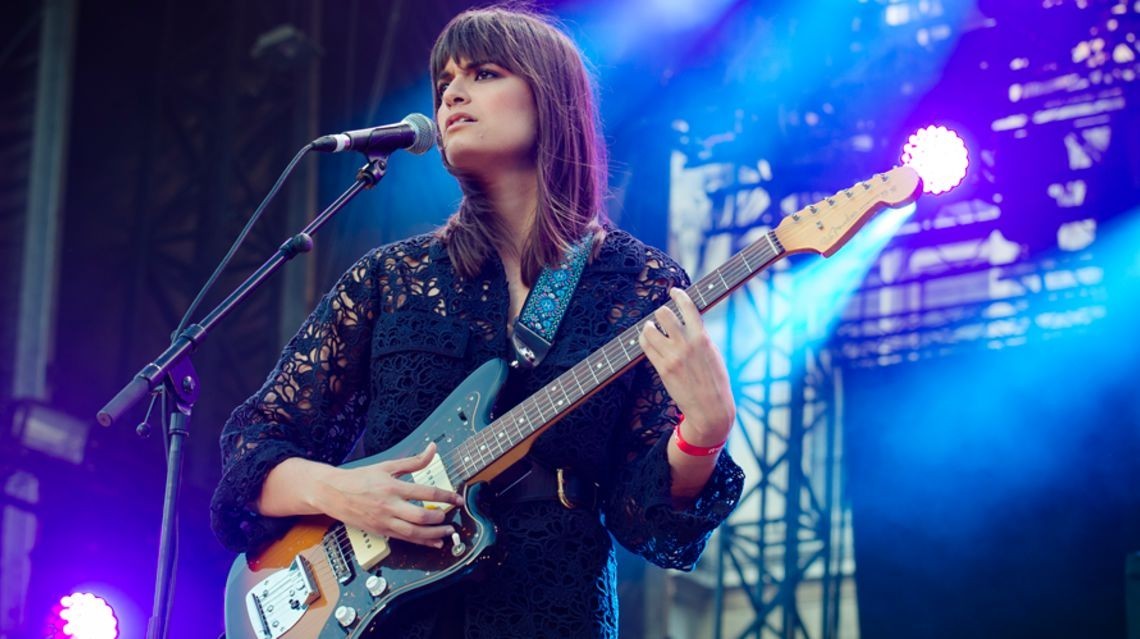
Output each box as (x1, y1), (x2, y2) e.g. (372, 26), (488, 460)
(901, 125), (969, 195)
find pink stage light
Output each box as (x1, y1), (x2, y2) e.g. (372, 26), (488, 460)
(901, 125), (969, 195)
(48, 592), (119, 639)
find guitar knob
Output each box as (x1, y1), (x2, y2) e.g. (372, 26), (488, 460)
(365, 575), (388, 597)
(335, 605), (357, 627)
(450, 531), (466, 557)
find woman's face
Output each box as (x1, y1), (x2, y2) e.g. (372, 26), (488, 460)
(435, 57), (538, 175)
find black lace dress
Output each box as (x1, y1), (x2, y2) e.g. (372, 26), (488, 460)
(210, 228), (744, 638)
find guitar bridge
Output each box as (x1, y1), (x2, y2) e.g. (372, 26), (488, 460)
(322, 526), (354, 584)
(245, 555), (319, 639)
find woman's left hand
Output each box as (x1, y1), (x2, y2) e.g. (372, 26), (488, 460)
(638, 288), (735, 447)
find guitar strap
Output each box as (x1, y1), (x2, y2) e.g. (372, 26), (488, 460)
(509, 233), (595, 369)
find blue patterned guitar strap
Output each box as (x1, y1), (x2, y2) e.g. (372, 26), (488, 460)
(510, 233), (595, 369)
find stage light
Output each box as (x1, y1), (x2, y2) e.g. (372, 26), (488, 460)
(45, 592), (119, 639)
(901, 125), (969, 195)
(11, 400), (89, 464)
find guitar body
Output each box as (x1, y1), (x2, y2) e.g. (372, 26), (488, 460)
(223, 359), (510, 639)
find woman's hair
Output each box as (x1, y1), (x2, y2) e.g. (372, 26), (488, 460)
(430, 5), (607, 285)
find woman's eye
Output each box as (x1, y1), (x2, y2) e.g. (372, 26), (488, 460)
(475, 68), (498, 80)
(437, 81), (450, 93)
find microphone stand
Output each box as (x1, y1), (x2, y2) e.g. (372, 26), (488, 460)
(97, 152), (393, 639)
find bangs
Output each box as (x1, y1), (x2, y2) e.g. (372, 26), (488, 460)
(430, 9), (543, 106)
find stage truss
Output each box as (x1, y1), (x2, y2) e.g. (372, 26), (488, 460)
(662, 1), (1136, 636)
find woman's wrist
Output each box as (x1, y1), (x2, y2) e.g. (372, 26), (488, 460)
(307, 463), (346, 512)
(259, 457), (331, 517)
(673, 415), (728, 456)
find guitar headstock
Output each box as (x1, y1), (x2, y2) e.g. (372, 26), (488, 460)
(774, 166), (922, 257)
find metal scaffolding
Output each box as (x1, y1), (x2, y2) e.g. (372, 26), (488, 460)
(666, 152), (852, 639)
(713, 261), (848, 639)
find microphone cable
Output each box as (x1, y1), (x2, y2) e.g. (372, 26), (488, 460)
(173, 142), (315, 340)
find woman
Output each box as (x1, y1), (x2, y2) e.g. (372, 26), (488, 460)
(211, 6), (743, 637)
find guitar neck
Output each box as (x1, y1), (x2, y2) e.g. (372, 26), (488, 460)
(448, 231), (787, 484)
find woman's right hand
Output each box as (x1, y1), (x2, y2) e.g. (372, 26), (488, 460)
(258, 444), (464, 547)
(285, 443), (464, 548)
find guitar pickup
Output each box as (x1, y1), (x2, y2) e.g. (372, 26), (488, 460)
(411, 450), (457, 512)
(345, 525), (391, 571)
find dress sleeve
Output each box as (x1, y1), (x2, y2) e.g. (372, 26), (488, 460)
(209, 249), (382, 552)
(601, 251), (745, 571)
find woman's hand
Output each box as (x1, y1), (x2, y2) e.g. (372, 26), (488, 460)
(311, 443), (464, 548)
(259, 445), (464, 547)
(638, 288), (735, 447)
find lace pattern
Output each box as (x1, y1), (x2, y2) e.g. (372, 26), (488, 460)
(210, 228), (744, 636)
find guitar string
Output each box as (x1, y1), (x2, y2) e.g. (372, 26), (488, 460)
(256, 524), (398, 602)
(442, 227), (792, 474)
(250, 178), (894, 606)
(249, 236), (814, 600)
(255, 522), (470, 603)
(431, 178), (890, 480)
(252, 178), (895, 602)
(436, 235), (781, 476)
(430, 178), (885, 478)
(250, 239), (784, 605)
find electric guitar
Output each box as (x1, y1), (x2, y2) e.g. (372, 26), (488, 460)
(222, 166), (923, 638)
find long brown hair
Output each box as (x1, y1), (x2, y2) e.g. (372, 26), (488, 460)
(431, 6), (607, 285)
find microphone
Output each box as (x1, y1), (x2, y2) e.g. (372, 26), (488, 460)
(311, 113), (436, 155)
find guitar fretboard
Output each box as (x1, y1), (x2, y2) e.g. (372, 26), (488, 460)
(446, 230), (787, 483)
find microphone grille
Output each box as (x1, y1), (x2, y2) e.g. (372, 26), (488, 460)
(402, 113), (437, 155)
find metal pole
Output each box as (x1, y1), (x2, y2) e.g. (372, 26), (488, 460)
(14, 0), (77, 400)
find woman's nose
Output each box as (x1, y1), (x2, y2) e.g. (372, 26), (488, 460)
(443, 82), (468, 107)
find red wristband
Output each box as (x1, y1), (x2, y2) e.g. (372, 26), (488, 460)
(673, 415), (726, 456)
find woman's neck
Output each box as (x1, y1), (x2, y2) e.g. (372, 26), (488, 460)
(480, 166), (538, 258)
